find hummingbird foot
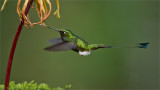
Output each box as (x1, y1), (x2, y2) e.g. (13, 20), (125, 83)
(79, 51), (91, 56)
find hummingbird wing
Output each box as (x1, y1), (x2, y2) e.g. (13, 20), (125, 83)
(45, 38), (77, 51)
(48, 38), (63, 44)
(45, 42), (76, 51)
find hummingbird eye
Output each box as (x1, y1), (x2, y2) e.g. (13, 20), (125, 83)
(60, 31), (65, 34)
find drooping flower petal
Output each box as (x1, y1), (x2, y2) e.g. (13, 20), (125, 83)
(53, 0), (60, 18)
(1, 0), (7, 11)
(35, 0), (41, 17)
(17, 0), (22, 20)
(22, 0), (29, 14)
(37, 0), (45, 22)
(42, 0), (48, 16)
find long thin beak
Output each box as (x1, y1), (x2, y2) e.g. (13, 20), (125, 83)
(38, 24), (59, 31)
(47, 26), (59, 31)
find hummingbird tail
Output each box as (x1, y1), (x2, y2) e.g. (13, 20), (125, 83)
(97, 44), (113, 48)
(98, 42), (149, 49)
(136, 42), (149, 48)
(118, 42), (149, 48)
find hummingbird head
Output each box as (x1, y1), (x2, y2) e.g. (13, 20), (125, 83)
(46, 26), (75, 41)
(58, 29), (75, 40)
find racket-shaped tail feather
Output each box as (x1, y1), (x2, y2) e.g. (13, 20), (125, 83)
(96, 42), (149, 49)
(137, 42), (149, 48)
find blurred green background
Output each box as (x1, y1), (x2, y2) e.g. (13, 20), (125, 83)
(0, 0), (159, 89)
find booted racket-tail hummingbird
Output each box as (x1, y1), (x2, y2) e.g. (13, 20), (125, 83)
(44, 26), (149, 56)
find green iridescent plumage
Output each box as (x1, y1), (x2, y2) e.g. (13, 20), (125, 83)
(45, 29), (104, 52)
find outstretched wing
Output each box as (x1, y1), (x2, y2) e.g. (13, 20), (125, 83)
(45, 38), (77, 51)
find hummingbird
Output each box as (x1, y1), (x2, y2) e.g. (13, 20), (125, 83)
(44, 26), (149, 56)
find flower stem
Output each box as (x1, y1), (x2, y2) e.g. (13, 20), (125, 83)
(4, 0), (34, 90)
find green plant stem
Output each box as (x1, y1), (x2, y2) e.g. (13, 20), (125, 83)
(4, 0), (34, 90)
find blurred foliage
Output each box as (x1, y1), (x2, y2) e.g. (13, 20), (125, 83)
(0, 80), (71, 90)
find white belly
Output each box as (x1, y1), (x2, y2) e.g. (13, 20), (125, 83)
(79, 51), (91, 56)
